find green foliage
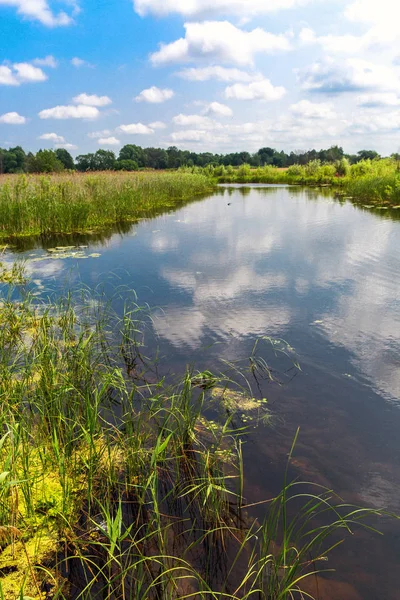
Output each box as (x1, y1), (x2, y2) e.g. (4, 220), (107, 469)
(27, 149), (64, 174)
(0, 280), (386, 599)
(55, 148), (75, 170)
(115, 159), (138, 171)
(0, 171), (215, 239)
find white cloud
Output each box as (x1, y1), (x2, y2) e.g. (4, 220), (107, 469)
(356, 93), (400, 107)
(39, 105), (100, 119)
(73, 93), (112, 107)
(134, 0), (313, 18)
(297, 58), (400, 94)
(172, 114), (215, 129)
(346, 110), (400, 134)
(289, 100), (337, 119)
(98, 137), (120, 145)
(176, 66), (261, 82)
(13, 62), (47, 82)
(345, 0), (400, 27)
(55, 142), (78, 150)
(33, 55), (58, 68)
(0, 62), (47, 85)
(135, 86), (174, 103)
(39, 132), (65, 143)
(150, 21), (292, 67)
(0, 112), (26, 124)
(171, 130), (209, 142)
(0, 0), (74, 26)
(87, 129), (112, 139)
(0, 66), (18, 86)
(118, 123), (155, 135)
(225, 79), (286, 101)
(204, 102), (233, 117)
(71, 57), (93, 68)
(149, 121), (167, 129)
(299, 27), (368, 54)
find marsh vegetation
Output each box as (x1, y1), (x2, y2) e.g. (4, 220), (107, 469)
(0, 172), (213, 240)
(0, 272), (384, 599)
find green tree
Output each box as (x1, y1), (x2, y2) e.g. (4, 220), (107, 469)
(119, 145), (145, 167)
(115, 159), (138, 171)
(27, 150), (64, 173)
(55, 148), (75, 170)
(357, 150), (380, 161)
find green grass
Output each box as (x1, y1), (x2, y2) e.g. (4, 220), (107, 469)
(0, 171), (215, 240)
(195, 158), (400, 207)
(0, 272), (387, 599)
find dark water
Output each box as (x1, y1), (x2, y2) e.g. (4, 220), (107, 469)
(4, 185), (400, 599)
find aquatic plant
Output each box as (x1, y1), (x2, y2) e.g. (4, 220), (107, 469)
(0, 171), (215, 240)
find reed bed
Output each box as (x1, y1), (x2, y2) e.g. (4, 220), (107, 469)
(0, 271), (385, 599)
(195, 158), (400, 207)
(0, 172), (215, 240)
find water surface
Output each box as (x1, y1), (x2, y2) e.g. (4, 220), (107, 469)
(4, 185), (400, 599)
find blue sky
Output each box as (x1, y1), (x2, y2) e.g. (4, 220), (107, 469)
(0, 0), (399, 156)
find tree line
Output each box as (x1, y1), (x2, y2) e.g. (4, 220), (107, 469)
(0, 144), (389, 174)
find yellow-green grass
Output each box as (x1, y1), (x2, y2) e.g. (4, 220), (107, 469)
(0, 171), (215, 240)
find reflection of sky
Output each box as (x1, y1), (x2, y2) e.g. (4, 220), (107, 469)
(6, 186), (400, 600)
(11, 186), (400, 404)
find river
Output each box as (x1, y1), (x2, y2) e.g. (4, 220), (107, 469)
(4, 184), (400, 600)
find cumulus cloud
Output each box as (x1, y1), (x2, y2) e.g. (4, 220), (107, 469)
(118, 123), (155, 135)
(204, 102), (233, 117)
(149, 121), (167, 129)
(225, 79), (286, 101)
(13, 62), (47, 82)
(39, 132), (65, 143)
(299, 27), (368, 54)
(73, 93), (112, 107)
(172, 114), (214, 128)
(345, 0), (400, 28)
(289, 100), (337, 119)
(356, 93), (400, 107)
(98, 137), (120, 145)
(346, 110), (400, 134)
(0, 112), (26, 124)
(33, 55), (58, 68)
(0, 62), (47, 85)
(176, 66), (261, 82)
(39, 105), (100, 119)
(150, 21), (292, 67)
(134, 0), (312, 18)
(55, 142), (78, 150)
(71, 57), (94, 68)
(0, 0), (74, 26)
(87, 129), (112, 139)
(297, 58), (400, 94)
(135, 86), (174, 103)
(171, 130), (209, 142)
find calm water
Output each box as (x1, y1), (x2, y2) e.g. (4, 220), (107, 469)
(5, 185), (400, 599)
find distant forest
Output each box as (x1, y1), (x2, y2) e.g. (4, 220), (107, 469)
(0, 144), (391, 174)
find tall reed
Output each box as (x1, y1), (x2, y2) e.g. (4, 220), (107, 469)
(0, 276), (386, 599)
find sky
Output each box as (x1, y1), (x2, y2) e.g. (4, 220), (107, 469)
(0, 0), (400, 156)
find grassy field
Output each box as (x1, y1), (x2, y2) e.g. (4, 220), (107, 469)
(0, 171), (215, 240)
(0, 272), (382, 599)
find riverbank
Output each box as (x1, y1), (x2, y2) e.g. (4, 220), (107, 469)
(210, 158), (400, 208)
(0, 171), (215, 240)
(0, 270), (380, 599)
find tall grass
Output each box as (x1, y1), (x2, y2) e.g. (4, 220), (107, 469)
(0, 273), (386, 599)
(0, 171), (215, 240)
(196, 158), (400, 207)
